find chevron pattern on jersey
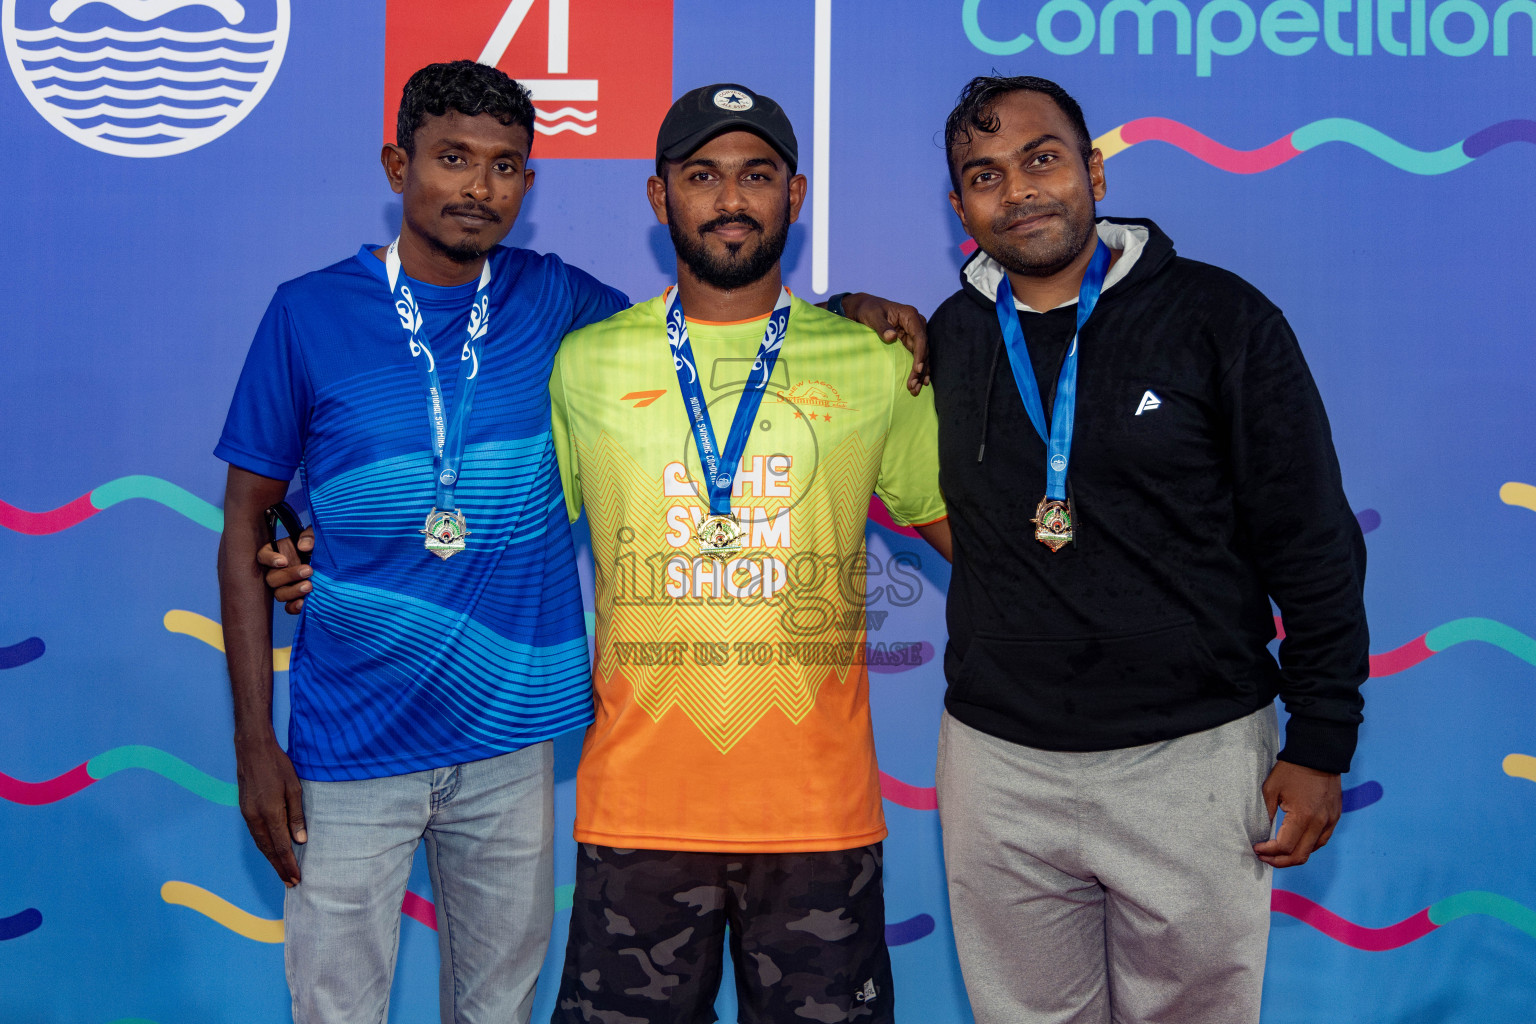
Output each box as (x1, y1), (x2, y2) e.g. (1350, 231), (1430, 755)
(579, 429), (889, 753)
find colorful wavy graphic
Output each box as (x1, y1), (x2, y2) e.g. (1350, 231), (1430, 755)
(1340, 780), (1383, 813)
(401, 890), (437, 930)
(1274, 616), (1536, 677)
(867, 641), (934, 675)
(166, 884), (455, 943)
(880, 772), (939, 811)
(1095, 119), (1536, 175)
(1273, 889), (1435, 950)
(0, 746), (235, 806)
(161, 882), (284, 944)
(1503, 754), (1536, 784)
(1501, 482), (1536, 513)
(1274, 889), (1536, 950)
(0, 637), (45, 670)
(0, 907), (43, 941)
(0, 475), (222, 535)
(404, 884), (576, 934)
(868, 495), (922, 539)
(886, 913), (937, 946)
(164, 609), (291, 671)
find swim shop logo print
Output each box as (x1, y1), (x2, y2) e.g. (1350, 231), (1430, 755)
(2, 0), (288, 157)
(962, 0), (1536, 76)
(384, 0), (673, 159)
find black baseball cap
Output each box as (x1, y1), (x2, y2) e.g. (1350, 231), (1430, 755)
(655, 83), (799, 175)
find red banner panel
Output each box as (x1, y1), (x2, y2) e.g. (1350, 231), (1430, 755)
(385, 0), (673, 159)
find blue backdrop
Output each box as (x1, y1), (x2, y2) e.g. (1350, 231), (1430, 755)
(2, 1), (1533, 1021)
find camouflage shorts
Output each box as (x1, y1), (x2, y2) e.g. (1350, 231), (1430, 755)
(551, 843), (893, 1024)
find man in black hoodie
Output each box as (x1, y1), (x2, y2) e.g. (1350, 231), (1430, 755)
(927, 76), (1368, 1023)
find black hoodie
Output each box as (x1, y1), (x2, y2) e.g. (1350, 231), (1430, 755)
(928, 218), (1367, 774)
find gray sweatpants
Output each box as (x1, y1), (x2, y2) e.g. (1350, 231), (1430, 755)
(936, 706), (1278, 1024)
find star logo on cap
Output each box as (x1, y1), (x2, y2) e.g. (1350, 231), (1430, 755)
(713, 89), (754, 111)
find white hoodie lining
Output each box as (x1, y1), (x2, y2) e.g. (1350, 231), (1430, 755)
(963, 221), (1150, 313)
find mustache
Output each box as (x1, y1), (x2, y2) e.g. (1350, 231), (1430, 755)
(442, 202), (501, 222)
(697, 213), (763, 235)
(993, 202), (1068, 230)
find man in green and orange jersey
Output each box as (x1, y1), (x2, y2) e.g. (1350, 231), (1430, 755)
(546, 84), (949, 1023)
(257, 79), (948, 1021)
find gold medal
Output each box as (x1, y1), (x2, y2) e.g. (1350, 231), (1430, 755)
(1032, 498), (1074, 552)
(697, 512), (744, 562)
(422, 508), (470, 560)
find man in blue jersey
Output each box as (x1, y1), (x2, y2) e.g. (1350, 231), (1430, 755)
(221, 61), (925, 1024)
(217, 61), (627, 1024)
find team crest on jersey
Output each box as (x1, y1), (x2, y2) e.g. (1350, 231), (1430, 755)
(383, 0), (672, 159)
(775, 380), (851, 410)
(3, 0), (289, 157)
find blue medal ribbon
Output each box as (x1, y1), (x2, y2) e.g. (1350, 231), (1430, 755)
(386, 238), (492, 515)
(664, 286), (792, 517)
(994, 240), (1111, 502)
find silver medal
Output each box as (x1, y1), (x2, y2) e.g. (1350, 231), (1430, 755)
(422, 508), (470, 560)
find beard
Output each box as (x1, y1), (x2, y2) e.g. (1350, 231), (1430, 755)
(983, 198), (1097, 278)
(424, 202), (504, 263)
(667, 198), (790, 291)
(431, 237), (491, 263)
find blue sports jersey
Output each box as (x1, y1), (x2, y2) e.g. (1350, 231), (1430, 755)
(216, 244), (628, 781)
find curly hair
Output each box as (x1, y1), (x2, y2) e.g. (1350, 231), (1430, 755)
(395, 60), (535, 155)
(944, 75), (1093, 192)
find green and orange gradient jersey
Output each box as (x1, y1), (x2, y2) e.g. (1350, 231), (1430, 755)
(550, 292), (946, 852)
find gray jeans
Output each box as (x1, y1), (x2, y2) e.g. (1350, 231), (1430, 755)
(285, 742), (554, 1024)
(936, 707), (1278, 1024)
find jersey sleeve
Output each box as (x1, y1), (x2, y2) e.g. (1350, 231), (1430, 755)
(560, 258), (630, 334)
(548, 344), (583, 524)
(875, 345), (947, 527)
(213, 288), (312, 482)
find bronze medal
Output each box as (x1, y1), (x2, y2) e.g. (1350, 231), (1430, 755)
(1032, 497), (1074, 552)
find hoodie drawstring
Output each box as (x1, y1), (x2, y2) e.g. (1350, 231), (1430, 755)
(976, 334), (1004, 462)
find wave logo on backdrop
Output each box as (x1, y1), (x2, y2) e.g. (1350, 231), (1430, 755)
(2, 0), (288, 157)
(383, 0), (672, 159)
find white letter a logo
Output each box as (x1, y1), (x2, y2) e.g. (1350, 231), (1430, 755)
(1135, 390), (1162, 415)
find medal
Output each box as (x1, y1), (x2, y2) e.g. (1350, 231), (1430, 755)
(385, 238), (492, 559)
(421, 508), (471, 559)
(697, 512), (744, 559)
(664, 284), (791, 563)
(995, 238), (1112, 552)
(1032, 498), (1073, 552)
